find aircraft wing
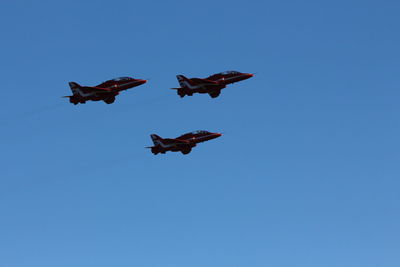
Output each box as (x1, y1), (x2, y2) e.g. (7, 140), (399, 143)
(80, 86), (112, 94)
(163, 138), (189, 145)
(190, 78), (218, 85)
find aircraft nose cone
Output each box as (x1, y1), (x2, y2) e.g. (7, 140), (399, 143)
(238, 73), (253, 81)
(214, 133), (223, 138)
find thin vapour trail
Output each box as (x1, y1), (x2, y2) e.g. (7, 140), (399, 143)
(3, 101), (67, 128)
(20, 102), (65, 117)
(2, 91), (168, 129)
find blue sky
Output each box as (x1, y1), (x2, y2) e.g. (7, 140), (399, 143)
(0, 0), (399, 266)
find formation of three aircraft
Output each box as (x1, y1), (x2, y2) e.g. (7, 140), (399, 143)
(64, 71), (253, 155)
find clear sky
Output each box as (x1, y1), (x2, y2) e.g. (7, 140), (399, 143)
(0, 0), (399, 266)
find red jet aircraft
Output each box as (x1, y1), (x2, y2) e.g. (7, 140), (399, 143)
(171, 71), (253, 98)
(64, 76), (147, 105)
(147, 130), (222, 155)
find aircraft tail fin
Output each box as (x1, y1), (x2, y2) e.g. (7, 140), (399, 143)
(150, 134), (163, 146)
(176, 75), (189, 88)
(69, 82), (82, 95)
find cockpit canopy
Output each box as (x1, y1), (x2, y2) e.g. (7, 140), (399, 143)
(111, 77), (132, 81)
(191, 130), (209, 134)
(219, 71), (240, 75)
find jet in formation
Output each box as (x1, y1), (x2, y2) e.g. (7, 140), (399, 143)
(171, 70), (253, 98)
(147, 130), (222, 155)
(64, 76), (147, 105)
